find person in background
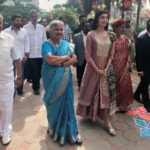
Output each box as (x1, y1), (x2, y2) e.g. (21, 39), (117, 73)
(73, 21), (91, 89)
(41, 18), (48, 28)
(59, 15), (72, 41)
(134, 19), (150, 112)
(112, 19), (134, 112)
(77, 10), (117, 136)
(125, 20), (135, 65)
(41, 18), (50, 39)
(22, 16), (29, 26)
(0, 14), (22, 145)
(41, 20), (82, 146)
(4, 14), (29, 96)
(88, 18), (94, 29)
(24, 9), (46, 95)
(22, 16), (32, 83)
(74, 14), (87, 34)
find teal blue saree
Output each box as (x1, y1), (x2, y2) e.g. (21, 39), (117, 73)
(41, 40), (80, 146)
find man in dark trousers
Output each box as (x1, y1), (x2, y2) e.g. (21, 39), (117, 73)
(73, 21), (91, 90)
(23, 9), (46, 95)
(134, 19), (150, 112)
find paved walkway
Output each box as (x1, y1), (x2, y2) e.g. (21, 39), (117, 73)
(0, 68), (150, 150)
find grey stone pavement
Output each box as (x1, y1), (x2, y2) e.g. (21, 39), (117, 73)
(0, 68), (150, 150)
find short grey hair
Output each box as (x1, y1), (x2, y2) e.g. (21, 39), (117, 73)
(49, 20), (64, 29)
(0, 14), (3, 20)
(28, 9), (37, 18)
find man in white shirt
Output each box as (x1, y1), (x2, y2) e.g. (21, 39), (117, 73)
(73, 21), (91, 89)
(0, 14), (22, 145)
(4, 14), (29, 95)
(24, 9), (46, 95)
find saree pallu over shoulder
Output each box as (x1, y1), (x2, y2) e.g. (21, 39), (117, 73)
(112, 35), (134, 111)
(41, 40), (79, 145)
(42, 67), (70, 105)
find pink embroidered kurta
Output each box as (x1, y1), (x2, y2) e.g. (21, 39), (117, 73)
(77, 31), (115, 121)
(112, 35), (134, 111)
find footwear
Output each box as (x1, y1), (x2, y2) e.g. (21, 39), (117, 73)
(75, 135), (83, 145)
(134, 95), (143, 104)
(27, 79), (32, 83)
(2, 135), (11, 145)
(145, 107), (150, 113)
(59, 137), (65, 147)
(116, 110), (127, 113)
(105, 122), (116, 136)
(47, 129), (53, 137)
(17, 91), (24, 96)
(34, 90), (39, 95)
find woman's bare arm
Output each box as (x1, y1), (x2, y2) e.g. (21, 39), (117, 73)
(45, 54), (70, 66)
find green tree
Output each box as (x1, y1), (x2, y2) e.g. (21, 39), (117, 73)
(51, 8), (78, 31)
(54, 0), (82, 14)
(0, 3), (42, 24)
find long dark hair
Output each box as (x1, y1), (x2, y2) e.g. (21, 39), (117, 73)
(93, 10), (110, 30)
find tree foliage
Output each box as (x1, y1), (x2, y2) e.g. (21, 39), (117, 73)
(51, 8), (78, 30)
(54, 0), (82, 14)
(0, 3), (41, 23)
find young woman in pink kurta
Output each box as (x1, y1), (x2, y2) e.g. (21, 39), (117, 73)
(112, 19), (134, 112)
(76, 10), (116, 136)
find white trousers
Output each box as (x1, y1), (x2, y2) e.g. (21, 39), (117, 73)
(0, 81), (14, 137)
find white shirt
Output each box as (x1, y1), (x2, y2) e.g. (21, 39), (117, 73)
(81, 31), (87, 47)
(4, 26), (29, 60)
(138, 29), (147, 37)
(62, 24), (71, 41)
(0, 31), (19, 84)
(23, 22), (47, 58)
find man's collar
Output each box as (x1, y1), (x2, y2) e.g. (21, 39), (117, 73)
(11, 26), (21, 32)
(29, 22), (37, 28)
(0, 31), (4, 39)
(147, 31), (150, 37)
(81, 31), (86, 36)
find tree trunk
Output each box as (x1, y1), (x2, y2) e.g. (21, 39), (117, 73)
(122, 9), (124, 18)
(136, 1), (141, 30)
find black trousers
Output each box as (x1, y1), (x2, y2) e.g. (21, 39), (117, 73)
(134, 71), (150, 110)
(17, 61), (25, 93)
(29, 58), (42, 91)
(76, 60), (86, 88)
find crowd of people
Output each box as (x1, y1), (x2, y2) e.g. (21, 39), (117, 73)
(0, 8), (150, 147)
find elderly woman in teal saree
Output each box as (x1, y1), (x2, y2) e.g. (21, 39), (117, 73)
(41, 20), (82, 146)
